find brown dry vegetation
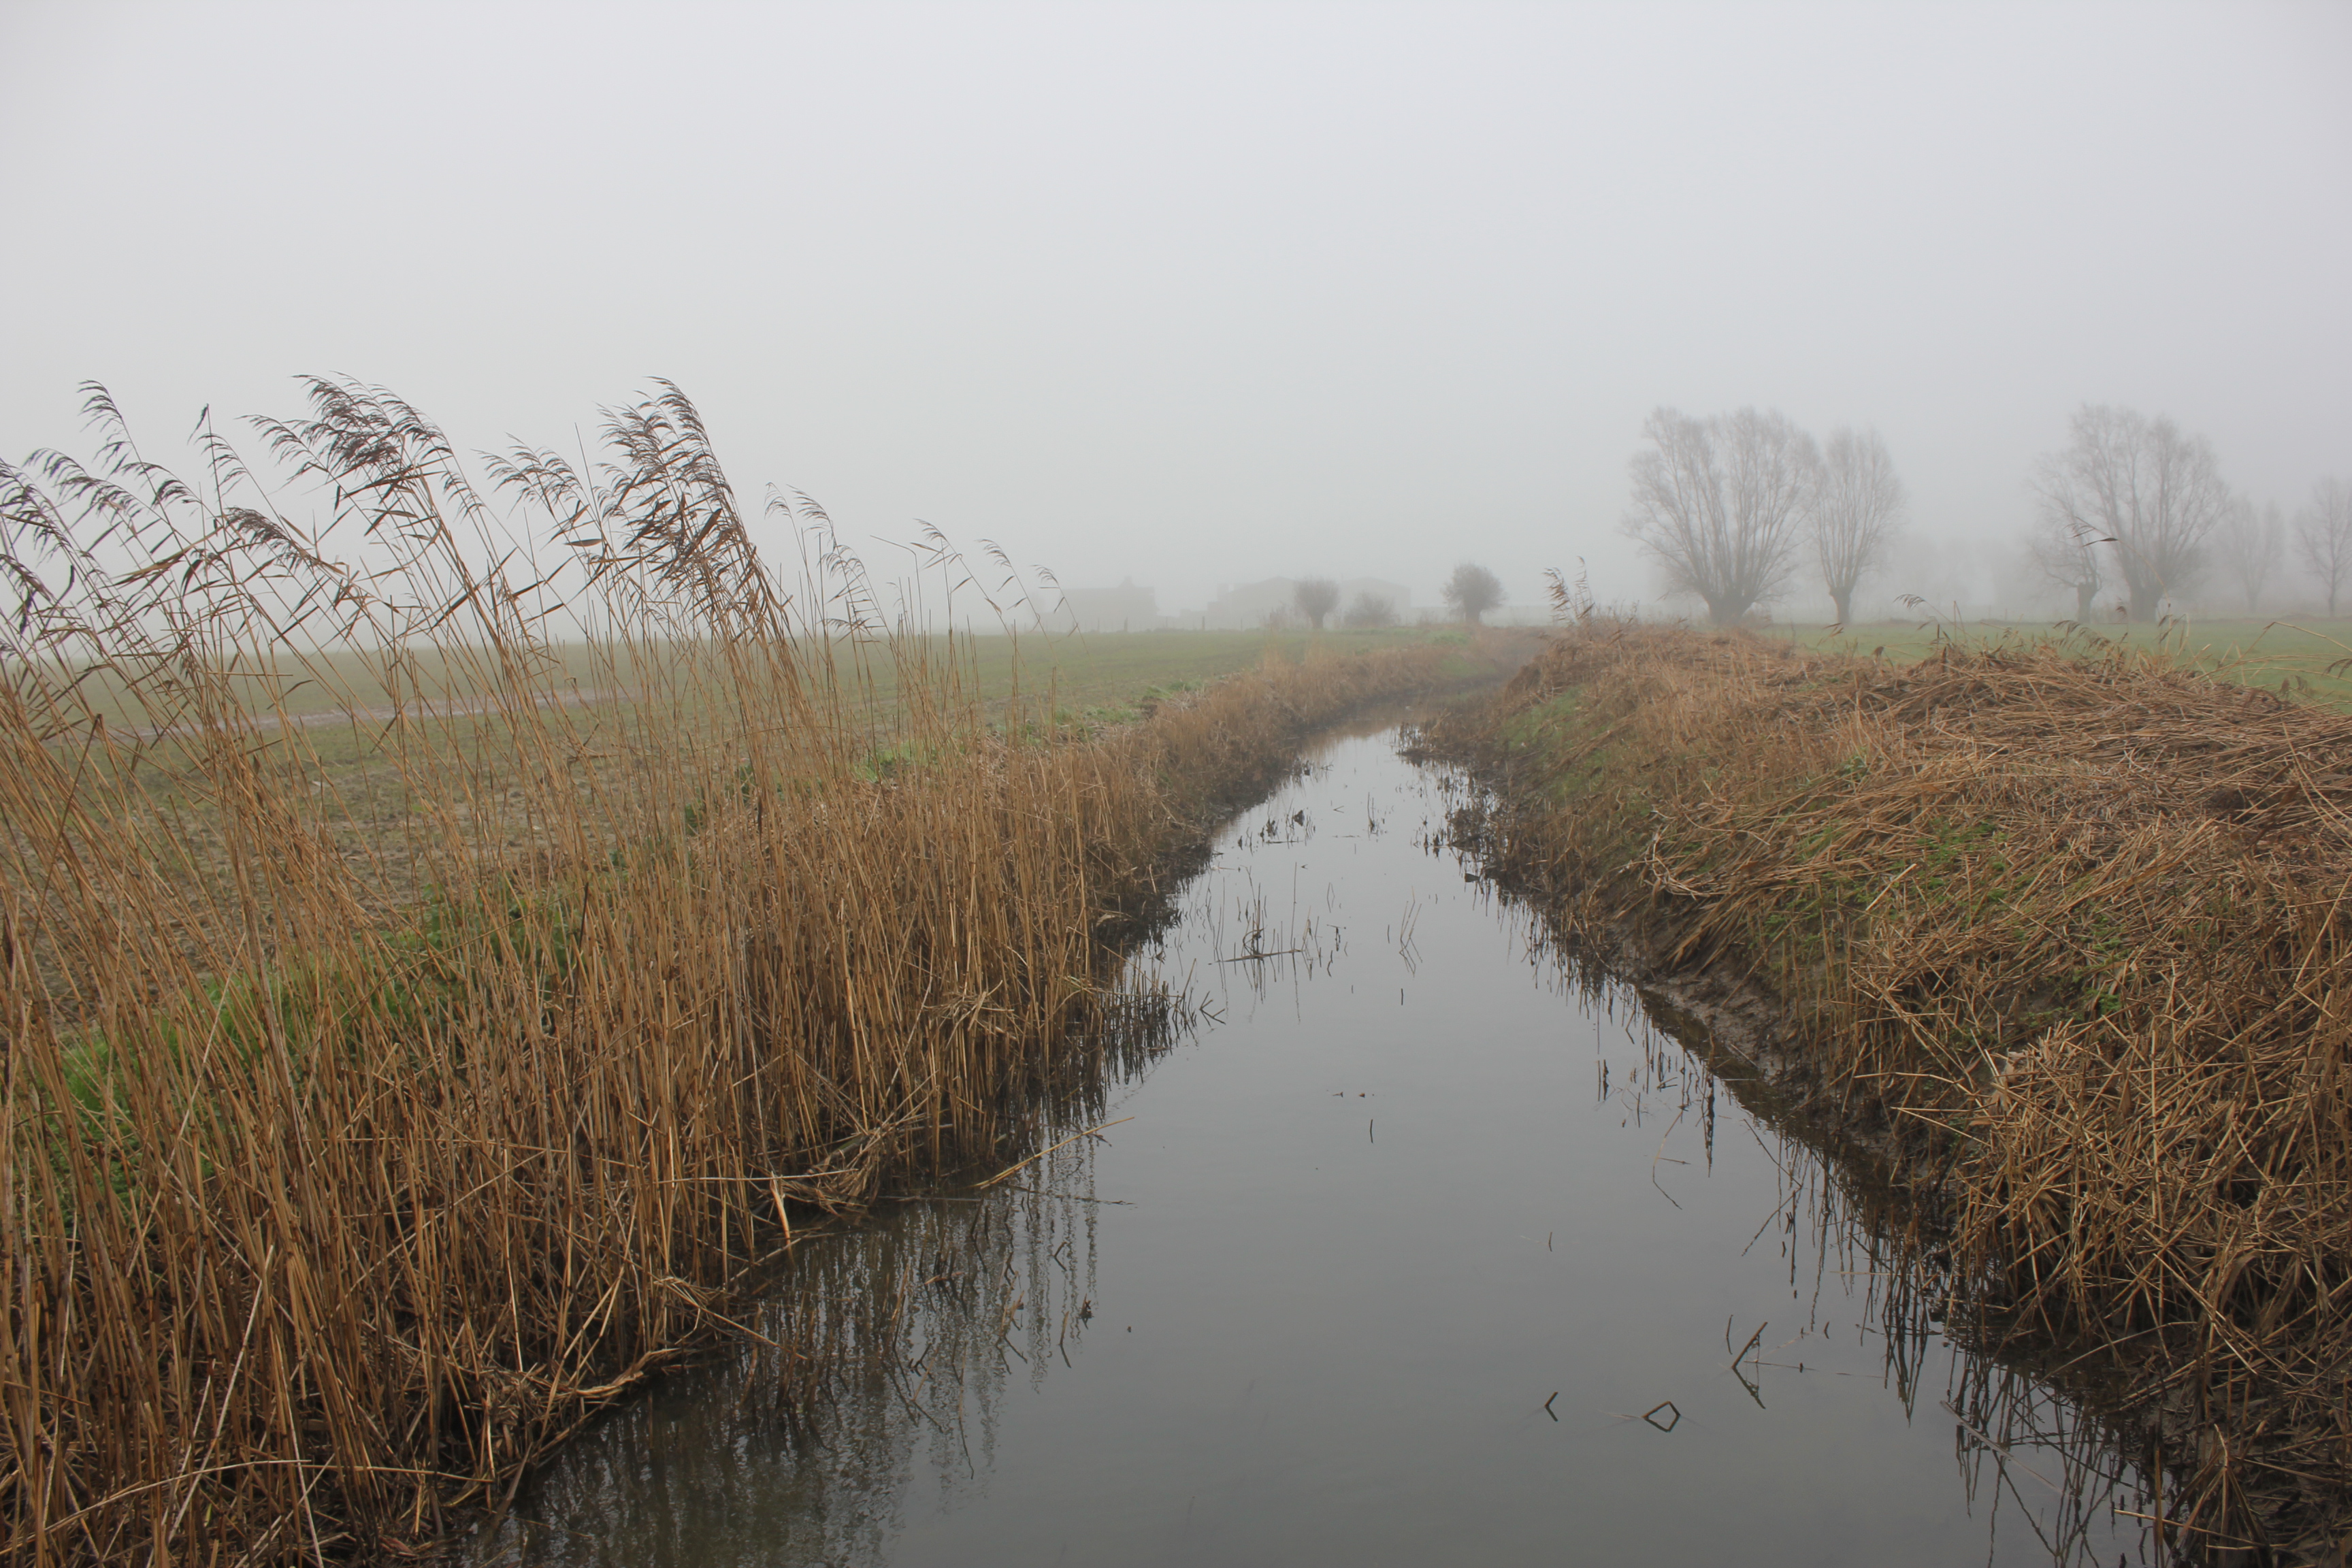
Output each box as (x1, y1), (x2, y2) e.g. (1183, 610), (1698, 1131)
(1435, 619), (2352, 1560)
(0, 382), (1496, 1564)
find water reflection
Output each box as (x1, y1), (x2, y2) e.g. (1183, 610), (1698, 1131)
(478, 721), (2177, 1567)
(476, 1160), (1111, 1565)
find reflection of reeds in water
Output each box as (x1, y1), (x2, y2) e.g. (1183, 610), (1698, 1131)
(498, 858), (2166, 1568)
(0, 381), (1460, 1563)
(1409, 816), (2175, 1563)
(1434, 618), (2352, 1556)
(474, 1103), (1132, 1567)
(1588, 990), (2168, 1565)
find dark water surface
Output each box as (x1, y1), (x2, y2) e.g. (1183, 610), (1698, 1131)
(480, 721), (2161, 1567)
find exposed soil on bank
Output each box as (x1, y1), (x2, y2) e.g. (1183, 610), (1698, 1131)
(1416, 620), (2352, 1564)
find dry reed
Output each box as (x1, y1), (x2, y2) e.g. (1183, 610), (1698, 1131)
(0, 380), (1467, 1564)
(1437, 617), (2352, 1558)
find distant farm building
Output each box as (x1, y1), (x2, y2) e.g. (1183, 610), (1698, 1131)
(1045, 579), (1167, 632)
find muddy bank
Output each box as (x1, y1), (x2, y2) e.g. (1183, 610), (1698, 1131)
(1416, 621), (2352, 1562)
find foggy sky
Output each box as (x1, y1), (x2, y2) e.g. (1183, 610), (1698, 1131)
(5, 1), (2348, 621)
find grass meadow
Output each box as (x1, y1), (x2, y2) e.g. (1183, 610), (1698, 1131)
(1772, 616), (2352, 706)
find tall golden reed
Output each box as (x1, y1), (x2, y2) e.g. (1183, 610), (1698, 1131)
(0, 380), (1459, 1563)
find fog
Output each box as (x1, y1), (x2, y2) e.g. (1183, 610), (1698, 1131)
(5, 1), (2348, 625)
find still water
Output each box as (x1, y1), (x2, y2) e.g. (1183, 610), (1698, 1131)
(481, 721), (2161, 1567)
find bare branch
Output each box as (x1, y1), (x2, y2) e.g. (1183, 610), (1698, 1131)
(1621, 406), (1817, 625)
(2295, 477), (2352, 617)
(1811, 427), (1904, 625)
(2033, 404), (2231, 621)
(2210, 497), (2284, 615)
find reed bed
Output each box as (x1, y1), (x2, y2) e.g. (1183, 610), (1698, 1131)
(0, 380), (1468, 1565)
(1436, 617), (2352, 1558)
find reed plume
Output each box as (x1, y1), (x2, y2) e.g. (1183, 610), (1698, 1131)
(0, 379), (1462, 1563)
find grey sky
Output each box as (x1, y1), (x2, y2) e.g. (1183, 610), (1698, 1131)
(5, 0), (2347, 619)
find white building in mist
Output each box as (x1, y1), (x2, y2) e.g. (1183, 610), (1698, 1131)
(1044, 579), (1167, 632)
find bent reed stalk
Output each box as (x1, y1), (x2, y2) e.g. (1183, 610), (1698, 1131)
(1435, 617), (2352, 1557)
(0, 380), (1465, 1564)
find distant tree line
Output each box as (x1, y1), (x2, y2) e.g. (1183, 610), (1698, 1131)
(2029, 407), (2348, 619)
(1288, 569), (1501, 630)
(1620, 401), (2349, 624)
(1288, 577), (1404, 629)
(1620, 408), (1903, 626)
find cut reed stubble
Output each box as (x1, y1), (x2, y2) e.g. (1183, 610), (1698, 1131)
(1437, 617), (2352, 1554)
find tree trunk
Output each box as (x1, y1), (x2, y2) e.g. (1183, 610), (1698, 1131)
(2074, 582), (2096, 621)
(1829, 585), (1854, 626)
(2128, 580), (2162, 621)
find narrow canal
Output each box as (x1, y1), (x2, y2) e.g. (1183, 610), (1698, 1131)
(480, 717), (2161, 1566)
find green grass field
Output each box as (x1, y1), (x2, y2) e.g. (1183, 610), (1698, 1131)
(37, 626), (1444, 735)
(30, 625), (1472, 827)
(1762, 616), (2352, 707)
(13, 623), (1494, 943)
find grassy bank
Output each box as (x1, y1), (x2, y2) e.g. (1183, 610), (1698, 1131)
(0, 382), (1513, 1564)
(1765, 617), (2352, 709)
(1431, 619), (2352, 1557)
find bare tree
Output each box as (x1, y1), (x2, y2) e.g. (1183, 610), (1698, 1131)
(2212, 498), (2284, 614)
(1622, 406), (1818, 625)
(2026, 510), (2105, 621)
(1811, 427), (1904, 625)
(2296, 477), (2352, 617)
(1292, 576), (1341, 630)
(2035, 405), (2232, 621)
(1440, 562), (1504, 625)
(1341, 591), (1398, 628)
